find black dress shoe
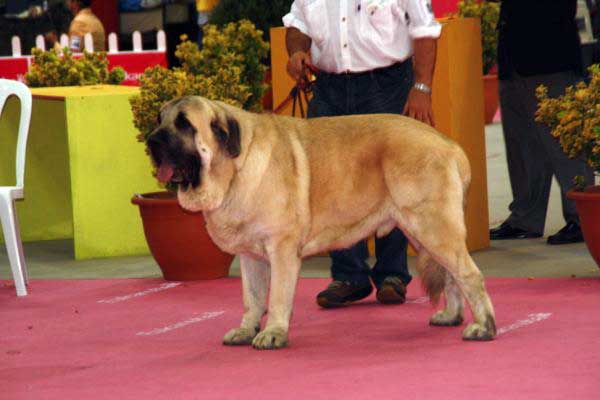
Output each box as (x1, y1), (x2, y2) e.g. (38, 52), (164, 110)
(490, 222), (542, 240)
(547, 222), (584, 245)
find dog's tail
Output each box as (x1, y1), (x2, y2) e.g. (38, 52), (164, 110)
(418, 253), (446, 305)
(417, 147), (471, 304)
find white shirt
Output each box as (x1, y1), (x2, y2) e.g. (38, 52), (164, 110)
(283, 0), (441, 73)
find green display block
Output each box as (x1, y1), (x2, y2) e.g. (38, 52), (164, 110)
(0, 85), (161, 259)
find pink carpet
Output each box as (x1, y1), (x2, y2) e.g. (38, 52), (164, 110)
(1, 277), (599, 400)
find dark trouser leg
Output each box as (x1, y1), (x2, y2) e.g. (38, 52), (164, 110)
(500, 77), (553, 233)
(307, 77), (372, 285)
(520, 72), (595, 225)
(329, 243), (372, 286)
(371, 229), (412, 287)
(348, 62), (414, 287)
(308, 61), (414, 286)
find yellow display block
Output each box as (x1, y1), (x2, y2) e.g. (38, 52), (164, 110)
(270, 17), (490, 252)
(0, 85), (161, 259)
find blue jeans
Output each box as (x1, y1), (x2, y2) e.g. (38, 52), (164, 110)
(307, 60), (414, 288)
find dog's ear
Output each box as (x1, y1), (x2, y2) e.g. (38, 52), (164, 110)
(210, 115), (241, 158)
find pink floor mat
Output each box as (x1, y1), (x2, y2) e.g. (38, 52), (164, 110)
(1, 277), (599, 400)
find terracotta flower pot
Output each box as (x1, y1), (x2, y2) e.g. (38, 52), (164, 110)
(131, 191), (234, 280)
(483, 74), (499, 124)
(567, 186), (600, 268)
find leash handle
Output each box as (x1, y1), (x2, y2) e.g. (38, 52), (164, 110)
(272, 62), (318, 117)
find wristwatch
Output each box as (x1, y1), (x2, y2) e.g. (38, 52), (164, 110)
(413, 82), (432, 94)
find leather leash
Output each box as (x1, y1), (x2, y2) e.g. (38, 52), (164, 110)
(272, 62), (318, 117)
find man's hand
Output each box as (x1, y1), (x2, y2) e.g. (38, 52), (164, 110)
(287, 51), (313, 82)
(286, 27), (313, 81)
(404, 89), (434, 127)
(408, 37), (437, 127)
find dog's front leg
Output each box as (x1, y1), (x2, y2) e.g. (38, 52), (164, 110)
(252, 240), (301, 350)
(223, 255), (269, 346)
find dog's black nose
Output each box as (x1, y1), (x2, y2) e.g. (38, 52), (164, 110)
(146, 128), (170, 146)
(146, 129), (172, 166)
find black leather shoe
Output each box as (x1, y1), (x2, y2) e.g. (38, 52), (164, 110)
(316, 280), (373, 308)
(490, 222), (542, 240)
(547, 222), (584, 245)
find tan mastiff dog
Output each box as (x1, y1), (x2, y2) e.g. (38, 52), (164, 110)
(146, 96), (496, 350)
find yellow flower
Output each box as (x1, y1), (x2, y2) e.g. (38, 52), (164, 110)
(25, 47), (124, 87)
(575, 89), (589, 102)
(536, 65), (600, 173)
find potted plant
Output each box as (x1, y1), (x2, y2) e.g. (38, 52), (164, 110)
(536, 65), (600, 268)
(130, 20), (269, 280)
(131, 192), (235, 280)
(456, 0), (500, 124)
(25, 47), (125, 86)
(209, 0), (293, 110)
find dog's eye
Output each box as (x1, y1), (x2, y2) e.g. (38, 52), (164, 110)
(175, 112), (196, 135)
(157, 113), (162, 125)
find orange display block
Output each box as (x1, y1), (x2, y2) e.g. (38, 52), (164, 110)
(270, 18), (489, 253)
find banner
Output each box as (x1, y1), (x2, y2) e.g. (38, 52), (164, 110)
(106, 51), (168, 86)
(0, 57), (30, 82)
(0, 51), (167, 85)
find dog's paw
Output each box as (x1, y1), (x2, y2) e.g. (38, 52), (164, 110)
(462, 322), (495, 341)
(223, 327), (257, 346)
(252, 327), (288, 350)
(429, 310), (464, 327)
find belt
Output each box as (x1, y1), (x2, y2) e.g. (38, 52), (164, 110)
(317, 59), (411, 79)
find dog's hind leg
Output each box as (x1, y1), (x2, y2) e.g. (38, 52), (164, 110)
(223, 255), (269, 346)
(415, 250), (445, 304)
(430, 272), (465, 327)
(407, 205), (496, 341)
(452, 251), (496, 340)
(417, 251), (464, 327)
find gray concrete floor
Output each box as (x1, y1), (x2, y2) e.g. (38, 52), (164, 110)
(1, 123), (599, 281)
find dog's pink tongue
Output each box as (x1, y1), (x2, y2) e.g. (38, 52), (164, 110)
(156, 165), (174, 184)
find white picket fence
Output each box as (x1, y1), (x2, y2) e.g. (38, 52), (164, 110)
(10, 30), (167, 56)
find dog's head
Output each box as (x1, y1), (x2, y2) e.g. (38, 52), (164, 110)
(146, 96), (241, 212)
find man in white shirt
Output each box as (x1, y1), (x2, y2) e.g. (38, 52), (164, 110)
(283, 0), (441, 308)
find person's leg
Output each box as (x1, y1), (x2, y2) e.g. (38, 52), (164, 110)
(352, 61), (414, 295)
(371, 229), (412, 287)
(308, 76), (373, 306)
(522, 72), (595, 236)
(498, 77), (553, 234)
(328, 244), (371, 286)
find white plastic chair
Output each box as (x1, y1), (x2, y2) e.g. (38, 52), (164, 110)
(0, 79), (32, 297)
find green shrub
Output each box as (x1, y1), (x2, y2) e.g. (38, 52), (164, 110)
(177, 20), (269, 111)
(25, 47), (125, 87)
(130, 20), (269, 142)
(456, 0), (500, 75)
